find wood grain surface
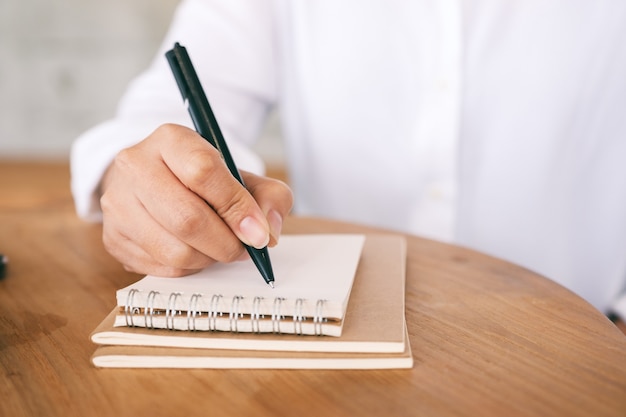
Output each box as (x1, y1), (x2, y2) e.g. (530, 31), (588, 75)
(1, 161), (625, 417)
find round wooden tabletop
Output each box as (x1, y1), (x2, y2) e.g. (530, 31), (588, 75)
(284, 216), (626, 416)
(1, 162), (625, 417)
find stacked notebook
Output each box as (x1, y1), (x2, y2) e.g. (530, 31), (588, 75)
(90, 233), (413, 369)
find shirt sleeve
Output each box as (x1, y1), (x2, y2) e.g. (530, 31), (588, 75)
(70, 0), (277, 221)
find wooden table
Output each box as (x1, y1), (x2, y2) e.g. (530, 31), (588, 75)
(1, 161), (625, 417)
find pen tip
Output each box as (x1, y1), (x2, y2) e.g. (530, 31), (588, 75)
(269, 281), (275, 289)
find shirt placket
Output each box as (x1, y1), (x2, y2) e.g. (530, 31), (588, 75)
(409, 0), (462, 241)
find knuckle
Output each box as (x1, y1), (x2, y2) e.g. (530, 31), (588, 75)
(214, 186), (251, 219)
(99, 185), (122, 212)
(214, 243), (246, 264)
(112, 147), (137, 172)
(157, 243), (197, 270)
(181, 148), (222, 189)
(154, 123), (182, 140)
(223, 244), (246, 263)
(245, 174), (294, 210)
(99, 192), (112, 213)
(269, 179), (294, 208)
(169, 205), (207, 238)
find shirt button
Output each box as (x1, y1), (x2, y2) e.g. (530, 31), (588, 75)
(437, 79), (450, 91)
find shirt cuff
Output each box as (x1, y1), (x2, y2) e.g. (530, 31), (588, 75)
(70, 121), (156, 222)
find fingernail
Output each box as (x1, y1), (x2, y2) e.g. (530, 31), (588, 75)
(268, 209), (283, 243)
(239, 216), (270, 248)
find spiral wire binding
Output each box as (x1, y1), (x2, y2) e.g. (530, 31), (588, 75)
(314, 299), (327, 336)
(229, 295), (243, 332)
(124, 291), (330, 335)
(124, 288), (140, 327)
(187, 293), (202, 331)
(208, 294), (223, 331)
(145, 290), (160, 329)
(165, 292), (181, 330)
(251, 296), (264, 333)
(293, 298), (305, 335)
(272, 297), (285, 333)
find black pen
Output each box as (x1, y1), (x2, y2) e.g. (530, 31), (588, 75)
(0, 254), (7, 279)
(165, 42), (275, 288)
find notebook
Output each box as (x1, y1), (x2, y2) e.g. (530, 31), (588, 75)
(90, 234), (411, 367)
(91, 324), (413, 369)
(112, 234), (365, 337)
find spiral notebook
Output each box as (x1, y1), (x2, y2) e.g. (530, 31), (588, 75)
(110, 234), (365, 337)
(90, 234), (411, 368)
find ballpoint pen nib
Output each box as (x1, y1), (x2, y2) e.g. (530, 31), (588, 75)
(269, 281), (275, 289)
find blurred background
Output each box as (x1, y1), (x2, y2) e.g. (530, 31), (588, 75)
(0, 0), (284, 165)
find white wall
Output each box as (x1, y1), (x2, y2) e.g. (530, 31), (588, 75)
(0, 0), (285, 164)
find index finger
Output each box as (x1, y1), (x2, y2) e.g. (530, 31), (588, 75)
(156, 125), (271, 249)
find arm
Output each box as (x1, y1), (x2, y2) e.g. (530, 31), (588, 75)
(71, 0), (278, 220)
(70, 0), (289, 275)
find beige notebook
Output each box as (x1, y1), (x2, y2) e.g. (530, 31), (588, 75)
(91, 234), (408, 355)
(114, 234), (365, 336)
(91, 324), (413, 369)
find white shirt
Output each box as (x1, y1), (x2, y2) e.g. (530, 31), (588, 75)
(71, 0), (626, 317)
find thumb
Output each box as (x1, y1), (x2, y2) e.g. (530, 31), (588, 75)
(158, 127), (272, 249)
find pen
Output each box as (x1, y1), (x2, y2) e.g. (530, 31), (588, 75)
(0, 254), (7, 279)
(165, 42), (275, 288)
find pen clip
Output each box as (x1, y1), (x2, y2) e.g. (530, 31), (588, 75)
(166, 43), (220, 150)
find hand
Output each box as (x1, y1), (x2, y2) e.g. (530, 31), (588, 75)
(99, 124), (293, 277)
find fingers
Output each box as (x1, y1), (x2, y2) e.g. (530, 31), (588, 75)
(115, 142), (247, 261)
(100, 163), (233, 276)
(241, 171), (293, 246)
(99, 123), (293, 277)
(105, 232), (206, 277)
(152, 125), (272, 249)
